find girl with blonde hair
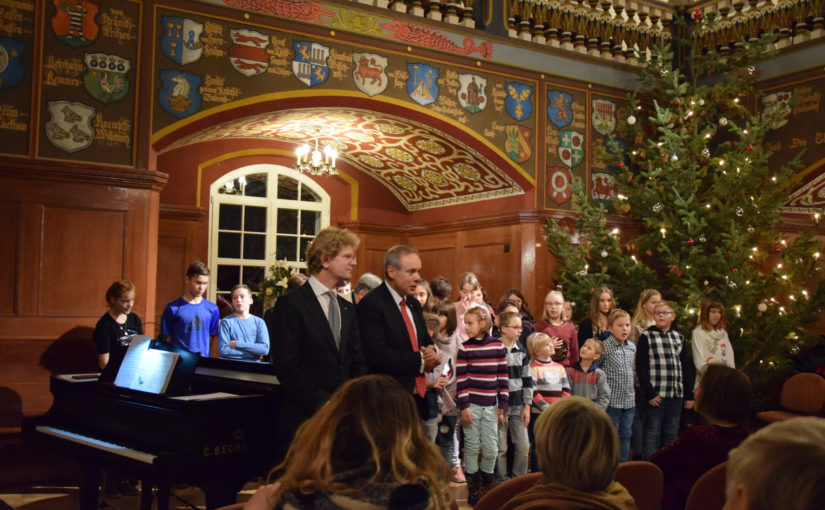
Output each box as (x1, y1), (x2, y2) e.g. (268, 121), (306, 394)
(245, 375), (453, 510)
(577, 287), (615, 349)
(630, 289), (661, 344)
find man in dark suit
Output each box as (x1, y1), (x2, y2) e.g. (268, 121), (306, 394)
(357, 245), (440, 405)
(267, 226), (365, 458)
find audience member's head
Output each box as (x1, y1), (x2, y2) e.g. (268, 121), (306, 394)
(725, 417), (825, 510)
(286, 273), (308, 293)
(695, 364), (752, 425)
(352, 272), (381, 302)
(435, 300), (457, 336)
(305, 227), (360, 276)
(430, 276), (452, 303)
(534, 396), (619, 492)
(268, 374), (451, 508)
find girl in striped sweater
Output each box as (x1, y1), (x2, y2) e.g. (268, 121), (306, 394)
(457, 305), (509, 505)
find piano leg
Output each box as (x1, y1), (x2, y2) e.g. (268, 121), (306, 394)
(139, 481), (153, 510)
(78, 465), (100, 510)
(156, 482), (170, 510)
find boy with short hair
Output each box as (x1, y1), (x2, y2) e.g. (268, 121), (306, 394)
(600, 309), (637, 462)
(636, 301), (694, 460)
(160, 261), (220, 357)
(495, 311), (533, 482)
(566, 338), (610, 410)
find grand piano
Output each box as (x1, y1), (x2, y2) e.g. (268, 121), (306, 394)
(22, 357), (283, 510)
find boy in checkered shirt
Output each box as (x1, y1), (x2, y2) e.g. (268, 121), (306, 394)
(636, 301), (694, 460)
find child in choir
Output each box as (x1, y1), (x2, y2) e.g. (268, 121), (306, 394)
(218, 284), (270, 361)
(422, 312), (449, 442)
(577, 287), (614, 349)
(692, 299), (735, 382)
(495, 311), (533, 482)
(528, 332), (571, 470)
(455, 272), (480, 340)
(566, 338), (610, 410)
(562, 300), (574, 323)
(501, 288), (535, 336)
(631, 289), (661, 344)
(637, 301), (694, 459)
(434, 300), (463, 482)
(456, 307), (509, 505)
(600, 309), (637, 462)
(535, 290), (579, 367)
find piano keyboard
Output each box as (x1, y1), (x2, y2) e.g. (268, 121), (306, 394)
(36, 425), (157, 464)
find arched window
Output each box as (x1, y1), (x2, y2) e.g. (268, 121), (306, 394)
(209, 164), (330, 316)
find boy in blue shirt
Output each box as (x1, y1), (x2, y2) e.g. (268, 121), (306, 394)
(160, 261), (220, 356)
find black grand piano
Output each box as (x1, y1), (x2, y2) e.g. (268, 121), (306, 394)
(22, 357), (283, 510)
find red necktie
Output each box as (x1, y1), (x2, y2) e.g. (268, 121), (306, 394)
(400, 298), (427, 398)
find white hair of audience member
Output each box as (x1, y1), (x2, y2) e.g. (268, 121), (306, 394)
(724, 416), (825, 510)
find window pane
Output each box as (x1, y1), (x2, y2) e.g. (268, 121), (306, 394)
(218, 232), (241, 258)
(244, 173), (267, 197)
(243, 233), (266, 260)
(276, 236), (298, 261)
(219, 204), (242, 230)
(243, 265), (265, 292)
(244, 206), (266, 232)
(278, 175), (298, 200)
(278, 208), (298, 234)
(300, 185), (319, 202)
(217, 265), (240, 292)
(299, 237), (312, 262)
(300, 210), (320, 236)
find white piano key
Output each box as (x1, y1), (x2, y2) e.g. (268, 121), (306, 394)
(35, 425), (157, 464)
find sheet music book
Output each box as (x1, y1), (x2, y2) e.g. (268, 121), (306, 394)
(114, 335), (179, 394)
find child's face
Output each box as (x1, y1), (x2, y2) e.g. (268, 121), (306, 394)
(563, 301), (573, 321)
(186, 274), (209, 298)
(111, 292), (135, 315)
(545, 294), (564, 321)
(501, 319), (522, 342)
(654, 306), (675, 330)
(464, 313), (485, 339)
(537, 341), (555, 360)
(643, 293), (662, 317)
(231, 289), (252, 313)
(414, 285), (429, 307)
(580, 342), (600, 361)
(611, 316), (632, 341)
(598, 292), (614, 314)
(507, 293), (523, 310)
(460, 283), (475, 299)
(472, 289), (485, 305)
(708, 308), (722, 328)
(437, 313), (448, 333)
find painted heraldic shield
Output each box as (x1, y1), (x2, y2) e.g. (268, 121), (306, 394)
(591, 172), (615, 205)
(558, 130), (584, 169)
(352, 52), (388, 97)
(292, 41), (330, 87)
(229, 29), (270, 77)
(457, 73), (487, 113)
(45, 100), (95, 153)
(548, 166), (572, 205)
(504, 125), (532, 163)
(547, 90), (573, 129)
(83, 53), (130, 104)
(407, 63), (439, 106)
(158, 70), (202, 119)
(161, 16), (204, 66)
(592, 99), (616, 136)
(505, 82), (533, 121)
(0, 38), (25, 88)
(51, 0), (99, 48)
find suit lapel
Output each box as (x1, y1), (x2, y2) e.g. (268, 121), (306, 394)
(298, 282), (340, 355)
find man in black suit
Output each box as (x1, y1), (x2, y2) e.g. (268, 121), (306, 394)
(267, 226), (365, 457)
(357, 245), (440, 406)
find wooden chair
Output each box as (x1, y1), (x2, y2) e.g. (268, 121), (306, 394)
(757, 372), (825, 422)
(473, 472), (541, 510)
(683, 461), (727, 510)
(614, 461), (664, 510)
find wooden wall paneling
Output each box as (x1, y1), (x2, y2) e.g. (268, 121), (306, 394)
(459, 226), (514, 308)
(0, 202), (18, 316)
(155, 205), (205, 326)
(410, 230), (461, 299)
(40, 206), (126, 316)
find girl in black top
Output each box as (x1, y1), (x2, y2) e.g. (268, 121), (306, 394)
(93, 280), (143, 370)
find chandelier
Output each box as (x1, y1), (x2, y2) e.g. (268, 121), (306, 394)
(295, 128), (338, 176)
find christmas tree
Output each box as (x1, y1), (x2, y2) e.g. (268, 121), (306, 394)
(546, 13), (825, 396)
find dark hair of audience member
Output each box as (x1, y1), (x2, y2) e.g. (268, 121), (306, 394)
(186, 260), (210, 278)
(105, 280), (135, 306)
(435, 300), (457, 336)
(534, 396), (618, 492)
(430, 276), (452, 301)
(695, 364), (752, 425)
(265, 374), (451, 508)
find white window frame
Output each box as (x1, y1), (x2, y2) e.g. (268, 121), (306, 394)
(207, 164), (330, 304)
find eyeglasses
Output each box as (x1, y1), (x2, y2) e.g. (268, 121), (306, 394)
(655, 311), (674, 316)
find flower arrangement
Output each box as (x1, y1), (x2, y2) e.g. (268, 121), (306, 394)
(259, 258), (299, 310)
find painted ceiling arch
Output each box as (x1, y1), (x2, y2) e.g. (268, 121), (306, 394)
(154, 94), (532, 212)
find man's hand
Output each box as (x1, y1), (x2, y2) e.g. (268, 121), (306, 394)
(460, 407), (473, 425)
(648, 395), (662, 407)
(422, 345), (440, 371)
